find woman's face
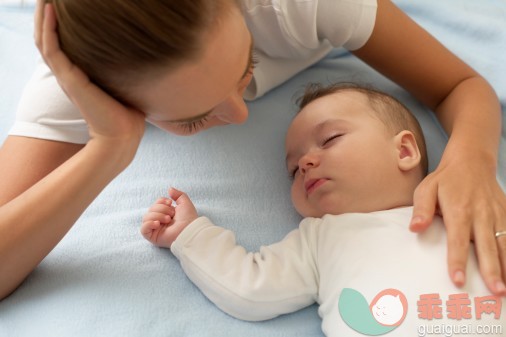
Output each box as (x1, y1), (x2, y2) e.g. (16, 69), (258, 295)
(132, 6), (255, 135)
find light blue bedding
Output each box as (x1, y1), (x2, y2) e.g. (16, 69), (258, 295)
(0, 1), (505, 336)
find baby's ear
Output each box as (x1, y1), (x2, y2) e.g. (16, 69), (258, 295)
(394, 130), (421, 172)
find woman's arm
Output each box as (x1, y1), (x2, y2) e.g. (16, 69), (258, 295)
(352, 0), (505, 295)
(0, 137), (137, 299)
(0, 1), (146, 299)
(0, 137), (83, 206)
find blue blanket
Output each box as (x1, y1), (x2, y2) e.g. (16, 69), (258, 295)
(0, 1), (505, 336)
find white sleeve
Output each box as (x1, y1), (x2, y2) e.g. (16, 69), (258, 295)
(171, 217), (319, 321)
(316, 0), (377, 51)
(243, 0), (377, 99)
(8, 59), (89, 144)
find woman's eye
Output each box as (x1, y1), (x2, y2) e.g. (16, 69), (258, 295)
(250, 52), (259, 73)
(242, 53), (259, 81)
(241, 59), (257, 86)
(178, 116), (209, 134)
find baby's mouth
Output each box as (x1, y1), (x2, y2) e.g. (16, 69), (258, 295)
(305, 178), (328, 195)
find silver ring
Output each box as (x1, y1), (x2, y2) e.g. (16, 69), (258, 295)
(496, 230), (506, 239)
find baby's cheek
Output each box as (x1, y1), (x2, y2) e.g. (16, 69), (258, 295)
(291, 186), (305, 213)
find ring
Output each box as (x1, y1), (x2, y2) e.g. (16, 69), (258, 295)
(496, 230), (506, 239)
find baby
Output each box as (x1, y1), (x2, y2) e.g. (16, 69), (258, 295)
(141, 83), (504, 336)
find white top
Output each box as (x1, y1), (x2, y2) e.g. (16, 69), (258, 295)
(172, 207), (504, 337)
(9, 0), (377, 144)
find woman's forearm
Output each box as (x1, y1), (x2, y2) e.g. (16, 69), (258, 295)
(435, 75), (501, 167)
(0, 140), (134, 299)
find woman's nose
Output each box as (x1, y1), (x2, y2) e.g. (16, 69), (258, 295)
(216, 94), (249, 124)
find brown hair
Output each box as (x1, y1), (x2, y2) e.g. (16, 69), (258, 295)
(47, 0), (238, 105)
(297, 82), (429, 175)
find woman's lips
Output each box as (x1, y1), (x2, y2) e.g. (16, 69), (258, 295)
(305, 178), (328, 195)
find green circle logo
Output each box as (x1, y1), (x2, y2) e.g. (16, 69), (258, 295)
(338, 288), (408, 335)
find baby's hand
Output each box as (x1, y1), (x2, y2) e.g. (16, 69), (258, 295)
(140, 188), (198, 248)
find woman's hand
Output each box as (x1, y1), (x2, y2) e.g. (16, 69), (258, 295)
(411, 149), (506, 296)
(35, 0), (145, 159)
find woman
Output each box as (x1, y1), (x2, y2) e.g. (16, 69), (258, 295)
(0, 0), (504, 300)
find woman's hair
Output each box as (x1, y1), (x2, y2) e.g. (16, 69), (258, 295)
(297, 82), (429, 175)
(47, 0), (238, 105)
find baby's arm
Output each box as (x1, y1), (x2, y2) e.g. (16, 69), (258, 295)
(171, 218), (319, 321)
(141, 187), (198, 248)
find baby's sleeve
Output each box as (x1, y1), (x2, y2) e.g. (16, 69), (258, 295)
(171, 217), (319, 321)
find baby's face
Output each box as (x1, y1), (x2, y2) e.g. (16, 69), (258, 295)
(285, 91), (400, 218)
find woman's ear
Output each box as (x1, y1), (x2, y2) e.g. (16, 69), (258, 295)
(394, 130), (421, 172)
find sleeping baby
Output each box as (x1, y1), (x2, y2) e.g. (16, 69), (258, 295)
(140, 83), (505, 336)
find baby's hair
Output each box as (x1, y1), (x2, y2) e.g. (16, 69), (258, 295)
(297, 82), (428, 175)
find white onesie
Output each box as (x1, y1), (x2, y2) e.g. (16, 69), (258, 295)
(171, 207), (505, 337)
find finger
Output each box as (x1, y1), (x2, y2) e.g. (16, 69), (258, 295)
(41, 3), (73, 77)
(170, 188), (193, 208)
(34, 0), (45, 49)
(169, 187), (191, 206)
(41, 3), (72, 76)
(41, 3), (58, 62)
(140, 220), (160, 236)
(494, 193), (506, 285)
(155, 197), (172, 206)
(40, 4), (87, 92)
(497, 235), (506, 292)
(142, 212), (173, 224)
(444, 211), (471, 288)
(168, 187), (185, 203)
(410, 177), (438, 232)
(141, 220), (160, 231)
(474, 221), (506, 296)
(148, 204), (175, 216)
